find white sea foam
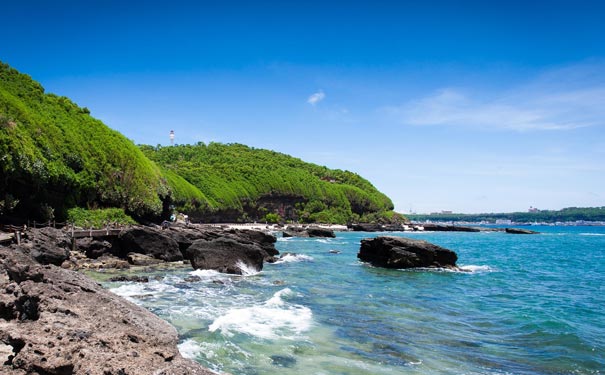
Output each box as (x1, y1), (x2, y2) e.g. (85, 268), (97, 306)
(208, 288), (312, 340)
(178, 338), (204, 359)
(274, 253), (314, 264)
(459, 265), (494, 273)
(579, 232), (605, 236)
(235, 260), (261, 276)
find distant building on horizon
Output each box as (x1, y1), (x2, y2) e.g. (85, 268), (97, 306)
(528, 206), (539, 213)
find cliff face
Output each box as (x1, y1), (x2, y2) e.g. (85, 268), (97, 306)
(0, 246), (213, 374)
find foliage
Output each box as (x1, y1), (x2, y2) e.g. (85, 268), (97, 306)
(407, 206), (605, 223)
(263, 213), (281, 223)
(141, 143), (396, 224)
(0, 61), (398, 224)
(0, 61), (168, 220)
(67, 207), (136, 228)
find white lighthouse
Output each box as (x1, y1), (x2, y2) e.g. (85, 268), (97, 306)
(169, 130), (175, 146)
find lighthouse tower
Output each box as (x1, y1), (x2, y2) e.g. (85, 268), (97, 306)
(169, 130), (175, 146)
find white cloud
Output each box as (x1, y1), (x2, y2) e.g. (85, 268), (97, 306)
(389, 63), (605, 131)
(307, 90), (325, 105)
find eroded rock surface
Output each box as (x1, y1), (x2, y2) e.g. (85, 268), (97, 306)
(0, 247), (213, 375)
(358, 236), (459, 269)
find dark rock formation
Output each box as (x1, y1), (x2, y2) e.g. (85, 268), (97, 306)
(76, 236), (121, 259)
(421, 224), (481, 232)
(21, 227), (71, 266)
(119, 227), (183, 262)
(108, 275), (150, 283)
(358, 236), (458, 269)
(282, 226), (335, 238)
(505, 227), (539, 234)
(0, 247), (213, 374)
(350, 223), (409, 232)
(187, 238), (265, 275)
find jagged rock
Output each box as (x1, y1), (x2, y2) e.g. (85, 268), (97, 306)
(76, 236), (120, 259)
(505, 227), (539, 234)
(350, 223), (385, 232)
(187, 238), (264, 275)
(119, 227), (183, 262)
(0, 247), (212, 374)
(358, 236), (458, 269)
(20, 227), (71, 266)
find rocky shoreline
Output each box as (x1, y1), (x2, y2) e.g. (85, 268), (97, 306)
(0, 223), (284, 374)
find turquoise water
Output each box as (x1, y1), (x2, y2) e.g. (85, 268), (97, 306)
(106, 227), (605, 374)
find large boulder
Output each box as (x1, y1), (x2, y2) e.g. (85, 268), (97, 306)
(187, 238), (265, 275)
(358, 236), (458, 269)
(21, 227), (70, 266)
(119, 227), (182, 262)
(0, 247), (213, 374)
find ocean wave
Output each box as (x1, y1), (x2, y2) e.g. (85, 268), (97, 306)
(208, 288), (312, 340)
(110, 280), (179, 302)
(235, 260), (261, 276)
(273, 253), (314, 264)
(579, 233), (605, 236)
(458, 265), (494, 273)
(178, 338), (204, 359)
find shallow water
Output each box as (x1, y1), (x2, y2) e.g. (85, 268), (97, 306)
(103, 226), (605, 374)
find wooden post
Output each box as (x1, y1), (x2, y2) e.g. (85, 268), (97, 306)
(15, 231), (21, 245)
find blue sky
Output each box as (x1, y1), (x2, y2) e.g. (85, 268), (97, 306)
(3, 0), (604, 213)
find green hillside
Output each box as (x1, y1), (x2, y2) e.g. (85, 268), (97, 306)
(141, 143), (398, 223)
(0, 62), (168, 221)
(0, 61), (399, 224)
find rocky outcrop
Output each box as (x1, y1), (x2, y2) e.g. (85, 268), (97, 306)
(282, 226), (335, 238)
(505, 227), (539, 234)
(421, 224), (481, 232)
(350, 223), (410, 232)
(119, 227), (183, 262)
(358, 236), (458, 269)
(22, 227), (71, 266)
(187, 238), (265, 275)
(0, 247), (213, 375)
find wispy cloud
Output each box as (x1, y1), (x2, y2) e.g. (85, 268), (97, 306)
(307, 90), (326, 105)
(388, 63), (605, 131)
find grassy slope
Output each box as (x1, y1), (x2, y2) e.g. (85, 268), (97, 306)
(141, 143), (397, 223)
(0, 62), (167, 220)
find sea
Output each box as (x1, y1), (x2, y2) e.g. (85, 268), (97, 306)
(101, 226), (605, 375)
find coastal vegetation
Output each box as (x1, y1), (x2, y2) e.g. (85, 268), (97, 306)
(0, 61), (398, 224)
(407, 206), (605, 223)
(141, 143), (398, 223)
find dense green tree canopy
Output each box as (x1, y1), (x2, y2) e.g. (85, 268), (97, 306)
(0, 62), (168, 220)
(1, 61), (398, 224)
(141, 143), (396, 223)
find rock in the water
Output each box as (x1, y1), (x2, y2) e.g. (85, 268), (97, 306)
(187, 238), (264, 274)
(505, 227), (539, 234)
(126, 252), (163, 266)
(108, 275), (149, 283)
(119, 227), (183, 262)
(358, 236), (458, 269)
(283, 226), (335, 238)
(0, 247), (213, 374)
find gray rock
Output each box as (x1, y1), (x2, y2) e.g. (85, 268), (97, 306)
(358, 236), (458, 269)
(119, 227), (183, 262)
(187, 238), (264, 275)
(0, 247), (213, 374)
